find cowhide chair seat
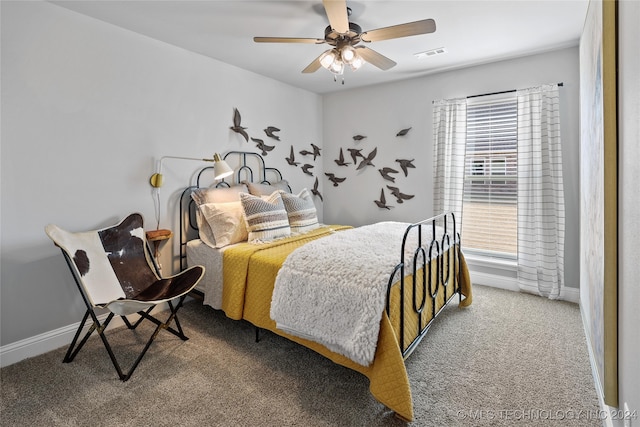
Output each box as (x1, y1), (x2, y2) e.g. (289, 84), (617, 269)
(45, 213), (204, 381)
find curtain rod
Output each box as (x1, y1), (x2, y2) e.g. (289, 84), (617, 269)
(466, 82), (564, 99)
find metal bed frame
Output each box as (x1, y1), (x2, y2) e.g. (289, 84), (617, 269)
(177, 151), (285, 272)
(177, 150), (464, 359)
(386, 211), (462, 358)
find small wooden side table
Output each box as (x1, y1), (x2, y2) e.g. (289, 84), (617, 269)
(146, 229), (172, 272)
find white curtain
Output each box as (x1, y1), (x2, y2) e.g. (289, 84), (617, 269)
(432, 98), (467, 226)
(516, 84), (565, 299)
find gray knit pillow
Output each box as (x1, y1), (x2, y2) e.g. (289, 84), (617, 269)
(279, 189), (319, 234)
(240, 191), (291, 243)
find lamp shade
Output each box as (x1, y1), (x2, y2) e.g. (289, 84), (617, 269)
(213, 153), (233, 180)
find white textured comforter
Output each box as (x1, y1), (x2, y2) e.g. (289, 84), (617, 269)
(270, 221), (416, 366)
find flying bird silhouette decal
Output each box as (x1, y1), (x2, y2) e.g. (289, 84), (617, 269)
(375, 188), (393, 210)
(299, 143), (321, 161)
(356, 147), (377, 170)
(325, 173), (346, 187)
(378, 167), (399, 182)
(286, 145), (299, 166)
(264, 126), (281, 140)
(230, 108), (248, 142)
(353, 135), (367, 141)
(334, 148), (351, 166)
(301, 164), (314, 176)
(396, 127), (412, 137)
(347, 148), (364, 165)
(386, 185), (415, 203)
(395, 159), (416, 176)
(251, 137), (274, 156)
(311, 177), (323, 201)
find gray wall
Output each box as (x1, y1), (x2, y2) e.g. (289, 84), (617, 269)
(0, 1), (323, 347)
(321, 47), (581, 290)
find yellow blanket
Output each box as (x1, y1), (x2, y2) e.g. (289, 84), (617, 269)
(222, 225), (472, 421)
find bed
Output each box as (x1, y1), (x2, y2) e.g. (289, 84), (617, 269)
(178, 151), (472, 422)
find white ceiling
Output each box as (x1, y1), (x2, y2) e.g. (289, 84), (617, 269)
(51, 0), (589, 94)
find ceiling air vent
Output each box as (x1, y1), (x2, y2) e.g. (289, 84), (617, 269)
(414, 47), (447, 59)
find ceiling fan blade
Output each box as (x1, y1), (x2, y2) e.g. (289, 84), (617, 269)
(302, 55), (323, 73)
(322, 0), (349, 34)
(360, 19), (436, 42)
(254, 37), (325, 44)
(356, 46), (397, 70)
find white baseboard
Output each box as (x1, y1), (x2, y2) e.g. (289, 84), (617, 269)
(0, 304), (168, 368)
(469, 270), (519, 292)
(469, 270), (580, 304)
(580, 304), (615, 427)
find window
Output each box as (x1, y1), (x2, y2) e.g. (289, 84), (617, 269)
(433, 84), (564, 297)
(461, 96), (517, 258)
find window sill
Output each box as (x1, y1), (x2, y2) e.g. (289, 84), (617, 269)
(463, 252), (517, 272)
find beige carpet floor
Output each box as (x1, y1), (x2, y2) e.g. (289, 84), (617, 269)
(1, 285), (602, 426)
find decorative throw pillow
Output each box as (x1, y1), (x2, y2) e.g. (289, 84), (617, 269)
(191, 184), (248, 205)
(243, 180), (291, 196)
(190, 184), (248, 247)
(240, 191), (291, 243)
(199, 201), (248, 248)
(279, 189), (319, 234)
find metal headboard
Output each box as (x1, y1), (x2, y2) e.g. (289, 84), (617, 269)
(177, 151), (287, 271)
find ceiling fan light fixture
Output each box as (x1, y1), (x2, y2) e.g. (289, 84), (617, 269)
(350, 54), (364, 71)
(320, 49), (338, 69)
(328, 57), (344, 75)
(341, 45), (357, 64)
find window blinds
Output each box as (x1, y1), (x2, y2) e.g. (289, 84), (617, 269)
(462, 96), (518, 257)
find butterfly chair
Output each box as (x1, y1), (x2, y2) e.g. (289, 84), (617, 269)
(45, 213), (204, 381)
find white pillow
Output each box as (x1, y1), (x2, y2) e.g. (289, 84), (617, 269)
(243, 180), (291, 196)
(199, 201), (248, 248)
(190, 184), (248, 246)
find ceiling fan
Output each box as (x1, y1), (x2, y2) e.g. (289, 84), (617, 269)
(253, 0), (436, 77)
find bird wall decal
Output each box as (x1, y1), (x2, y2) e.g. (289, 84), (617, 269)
(356, 147), (377, 170)
(386, 185), (415, 203)
(230, 108), (249, 142)
(374, 188), (393, 210)
(251, 137), (275, 156)
(347, 148), (364, 165)
(334, 148), (350, 166)
(395, 159), (416, 176)
(264, 126), (281, 140)
(310, 143), (322, 160)
(396, 127), (412, 137)
(301, 164), (314, 176)
(378, 167), (399, 182)
(311, 177), (323, 201)
(353, 135), (367, 141)
(286, 145), (299, 166)
(325, 173), (346, 187)
(300, 143), (322, 160)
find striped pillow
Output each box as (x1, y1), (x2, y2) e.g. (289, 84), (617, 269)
(240, 191), (291, 243)
(279, 189), (319, 234)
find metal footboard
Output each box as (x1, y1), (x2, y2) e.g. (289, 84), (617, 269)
(385, 212), (462, 359)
